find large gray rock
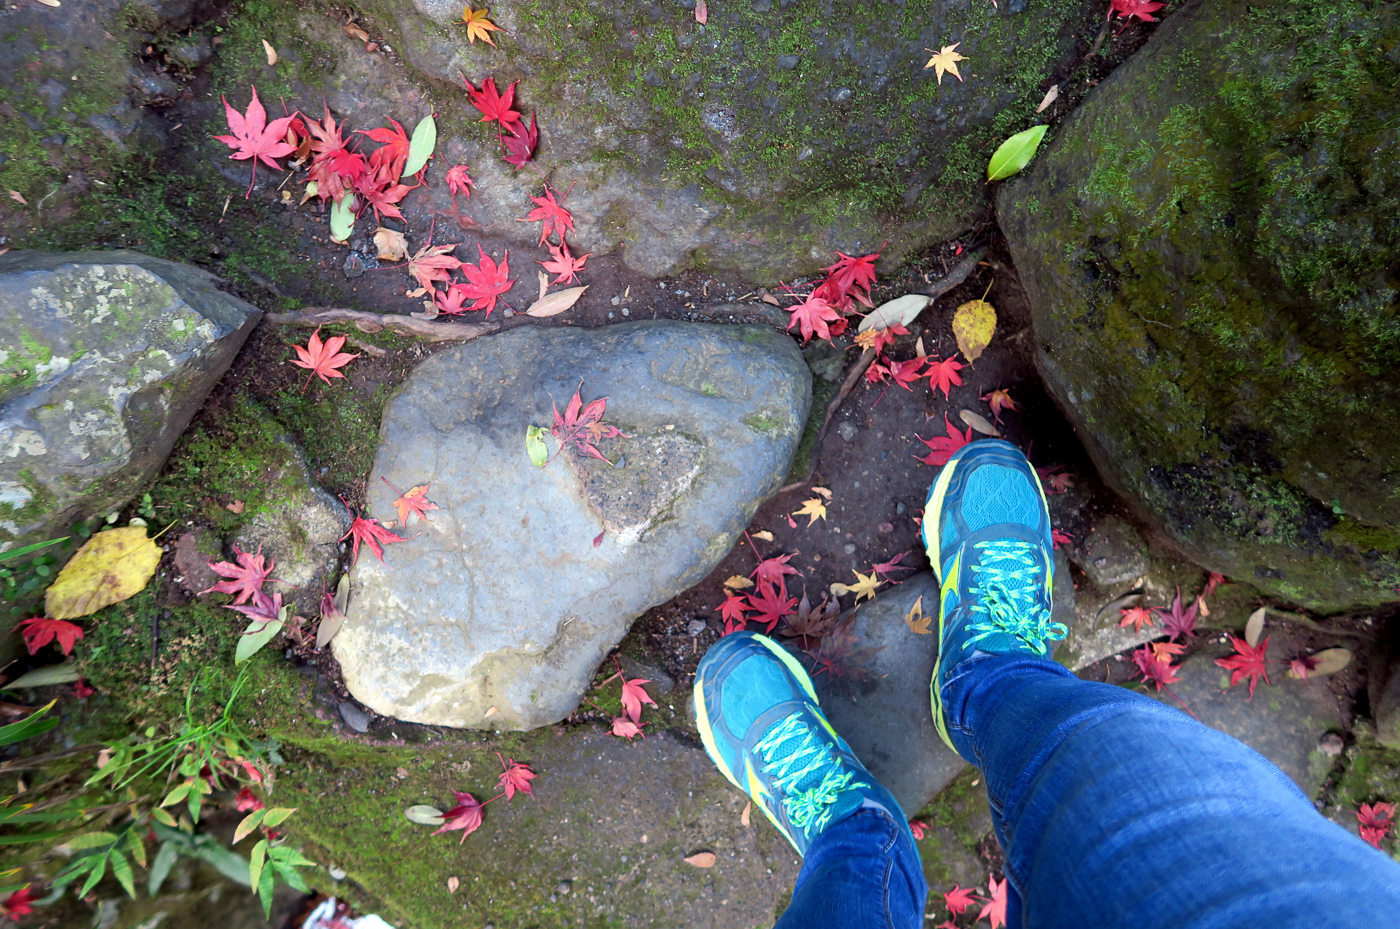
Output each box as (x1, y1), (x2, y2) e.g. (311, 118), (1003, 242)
(291, 0), (1088, 277)
(0, 250), (259, 549)
(335, 321), (810, 730)
(999, 0), (1400, 612)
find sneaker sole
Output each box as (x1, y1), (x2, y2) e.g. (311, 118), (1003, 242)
(692, 634), (825, 851)
(925, 440), (1052, 750)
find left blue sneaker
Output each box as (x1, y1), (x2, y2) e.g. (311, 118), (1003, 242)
(693, 631), (908, 856)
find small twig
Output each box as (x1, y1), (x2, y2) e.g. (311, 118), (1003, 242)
(241, 265), (291, 299)
(1265, 608), (1366, 640)
(267, 307), (499, 343)
(0, 744), (104, 772)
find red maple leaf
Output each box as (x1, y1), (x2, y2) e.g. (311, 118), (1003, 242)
(719, 592), (750, 634)
(432, 790), (484, 843)
(1215, 635), (1271, 699)
(864, 360), (892, 385)
(503, 112), (539, 168)
(539, 241), (590, 286)
(924, 356), (966, 399)
(201, 543), (274, 604)
(890, 357), (926, 391)
(551, 382), (624, 464)
(854, 323), (906, 354)
(1051, 528), (1073, 549)
(354, 162), (415, 224)
(407, 242), (463, 293)
(752, 553), (801, 588)
(1203, 571), (1227, 598)
(1118, 606), (1154, 633)
(235, 787), (265, 812)
(225, 590), (283, 632)
(907, 820), (929, 840)
(981, 388), (1019, 423)
(871, 551), (913, 583)
(1108, 0), (1165, 33)
(339, 499), (407, 564)
(458, 245), (515, 317)
(434, 283), (472, 316)
(358, 118), (410, 181)
(302, 105), (357, 203)
(463, 75), (522, 133)
(1358, 802), (1396, 848)
(819, 249), (880, 309)
(445, 163), (476, 197)
(978, 876), (1008, 929)
(212, 86), (296, 197)
(72, 677), (94, 699)
(1288, 653), (1320, 680)
(916, 416), (973, 467)
(520, 184), (575, 246)
(290, 327), (360, 391)
(786, 293), (842, 343)
(1132, 644), (1180, 691)
(611, 716), (646, 740)
(943, 884), (977, 917)
(14, 616), (83, 656)
(746, 580), (798, 633)
(496, 753), (537, 801)
(1153, 587), (1199, 641)
(620, 675), (657, 723)
(383, 478), (439, 525)
(2, 888), (35, 920)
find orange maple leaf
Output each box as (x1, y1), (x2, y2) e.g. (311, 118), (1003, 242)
(461, 5), (504, 45)
(290, 327), (360, 391)
(383, 479), (440, 525)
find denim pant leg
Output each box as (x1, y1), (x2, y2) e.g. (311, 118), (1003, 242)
(942, 654), (1400, 929)
(774, 807), (927, 929)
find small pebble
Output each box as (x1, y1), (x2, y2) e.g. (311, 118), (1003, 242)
(608, 312), (615, 319)
(338, 701), (371, 733)
(878, 522), (894, 534)
(687, 618), (707, 637)
(838, 421), (858, 442)
(328, 867), (347, 881)
(896, 502), (907, 516)
(622, 307), (630, 316)
(843, 543), (856, 555)
(1318, 733), (1345, 757)
(555, 881), (572, 895)
(611, 296), (621, 306)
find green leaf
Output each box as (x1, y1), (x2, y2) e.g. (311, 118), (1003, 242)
(234, 809), (268, 843)
(151, 807), (177, 828)
(986, 124), (1049, 182)
(235, 617), (284, 665)
(262, 807), (296, 828)
(248, 839), (267, 894)
(78, 854), (108, 897)
(187, 786), (203, 824)
(525, 425), (548, 467)
(125, 829), (147, 868)
(66, 831), (118, 850)
(4, 664), (80, 689)
(0, 830), (68, 846)
(0, 538), (67, 563)
(147, 842), (177, 896)
(257, 864), (275, 916)
(194, 843), (251, 887)
(402, 115), (437, 177)
(329, 195), (356, 244)
(267, 846), (316, 868)
(0, 701), (56, 748)
(110, 850), (137, 899)
(160, 783), (191, 808)
(404, 804), (445, 826)
(271, 861), (309, 892)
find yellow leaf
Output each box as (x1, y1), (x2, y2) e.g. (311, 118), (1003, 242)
(262, 39), (278, 66)
(923, 43), (967, 85)
(461, 5), (503, 45)
(683, 851), (716, 868)
(811, 486), (833, 500)
(740, 801), (751, 826)
(952, 298), (997, 362)
(959, 409), (1000, 437)
(792, 498), (827, 526)
(830, 570), (881, 603)
(723, 575), (754, 590)
(752, 530), (775, 542)
(373, 227), (409, 261)
(904, 595), (931, 634)
(526, 285), (588, 318)
(46, 527), (160, 620)
(1036, 84), (1059, 113)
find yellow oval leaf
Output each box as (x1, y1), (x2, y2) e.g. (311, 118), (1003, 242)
(952, 299), (997, 362)
(959, 409), (1000, 437)
(526, 285), (588, 318)
(683, 851), (716, 868)
(46, 527), (161, 619)
(723, 575), (754, 590)
(262, 39), (278, 66)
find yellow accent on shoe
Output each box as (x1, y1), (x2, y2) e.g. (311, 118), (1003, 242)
(745, 756), (798, 850)
(693, 678), (741, 791)
(929, 549), (962, 751)
(925, 458), (961, 580)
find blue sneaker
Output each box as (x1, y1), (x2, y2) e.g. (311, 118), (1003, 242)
(693, 631), (908, 855)
(922, 439), (1067, 750)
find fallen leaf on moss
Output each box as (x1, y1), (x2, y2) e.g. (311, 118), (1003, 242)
(226, 500), (246, 514)
(924, 43), (967, 84)
(46, 527), (161, 620)
(261, 39), (277, 66)
(1036, 84), (1059, 112)
(447, 876), (460, 893)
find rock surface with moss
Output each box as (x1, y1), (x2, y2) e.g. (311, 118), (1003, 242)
(0, 250), (259, 552)
(999, 0), (1400, 612)
(335, 321), (810, 730)
(332, 0), (1089, 277)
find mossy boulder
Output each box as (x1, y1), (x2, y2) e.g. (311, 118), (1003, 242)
(0, 250), (259, 550)
(998, 0), (1400, 611)
(343, 0), (1092, 277)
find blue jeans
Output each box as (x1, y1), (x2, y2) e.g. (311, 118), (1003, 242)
(776, 655), (1400, 928)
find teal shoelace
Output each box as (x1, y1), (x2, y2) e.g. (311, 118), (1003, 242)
(753, 713), (867, 837)
(965, 539), (1067, 656)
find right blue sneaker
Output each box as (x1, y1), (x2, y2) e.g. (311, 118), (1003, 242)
(922, 439), (1066, 750)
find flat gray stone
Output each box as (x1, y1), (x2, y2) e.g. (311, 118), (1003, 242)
(232, 436), (350, 613)
(1148, 630), (1343, 796)
(0, 250), (259, 552)
(336, 322), (810, 730)
(1068, 515), (1148, 589)
(811, 560), (1075, 817)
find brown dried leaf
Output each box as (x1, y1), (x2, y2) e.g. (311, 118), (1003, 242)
(526, 285), (588, 318)
(1244, 607), (1266, 648)
(262, 39), (278, 66)
(740, 801), (751, 826)
(959, 409), (1000, 437)
(447, 876), (460, 893)
(683, 851), (716, 868)
(373, 227), (409, 261)
(904, 595), (931, 634)
(724, 575), (755, 590)
(1036, 84), (1059, 113)
(226, 500), (246, 514)
(752, 530), (775, 542)
(344, 22), (370, 41)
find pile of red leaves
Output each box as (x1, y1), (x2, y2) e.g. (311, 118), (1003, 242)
(583, 657), (658, 741)
(929, 876), (1007, 929)
(783, 249), (880, 344)
(433, 753), (539, 844)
